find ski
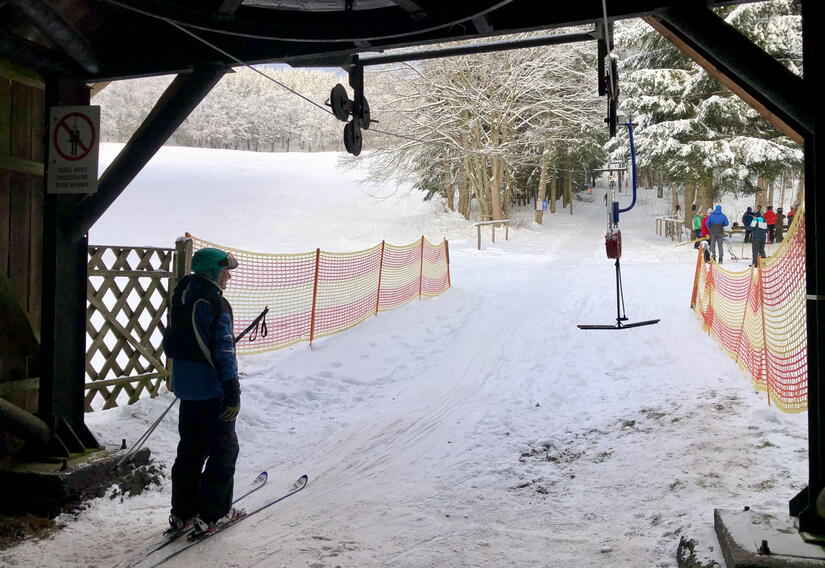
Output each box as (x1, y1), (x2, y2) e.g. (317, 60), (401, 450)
(115, 470), (268, 568)
(137, 474), (308, 568)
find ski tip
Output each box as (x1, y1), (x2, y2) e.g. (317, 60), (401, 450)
(294, 474), (308, 490)
(255, 471), (268, 483)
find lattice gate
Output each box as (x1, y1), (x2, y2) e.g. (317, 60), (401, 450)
(85, 243), (185, 411)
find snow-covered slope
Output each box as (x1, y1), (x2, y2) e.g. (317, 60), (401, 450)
(1, 146), (806, 568)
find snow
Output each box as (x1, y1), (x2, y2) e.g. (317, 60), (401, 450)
(0, 146), (807, 568)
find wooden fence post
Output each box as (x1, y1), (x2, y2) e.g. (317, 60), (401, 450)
(418, 236), (425, 299)
(309, 248), (321, 345)
(477, 225), (481, 250)
(689, 245), (704, 309)
(166, 236), (193, 390)
(375, 240), (385, 315)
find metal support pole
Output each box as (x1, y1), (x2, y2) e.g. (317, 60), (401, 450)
(794, 0), (825, 534)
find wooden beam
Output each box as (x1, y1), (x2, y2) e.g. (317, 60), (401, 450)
(0, 154), (44, 176)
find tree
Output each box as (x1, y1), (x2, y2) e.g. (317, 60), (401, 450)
(351, 31), (607, 222)
(607, 2), (803, 219)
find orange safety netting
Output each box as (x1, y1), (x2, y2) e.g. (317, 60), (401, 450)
(690, 206), (807, 412)
(188, 235), (451, 354)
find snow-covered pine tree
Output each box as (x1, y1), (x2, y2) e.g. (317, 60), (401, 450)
(608, 1), (802, 226)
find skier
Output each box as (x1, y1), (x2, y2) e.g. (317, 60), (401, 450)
(162, 247), (243, 537)
(775, 207), (786, 243)
(692, 208), (704, 249)
(751, 214), (768, 267)
(764, 205), (777, 243)
(741, 207), (754, 243)
(707, 205), (729, 263)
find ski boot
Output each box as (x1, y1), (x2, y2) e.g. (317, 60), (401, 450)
(164, 514), (195, 537)
(189, 507), (246, 540)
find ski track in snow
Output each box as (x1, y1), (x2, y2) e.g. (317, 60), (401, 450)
(0, 147), (806, 568)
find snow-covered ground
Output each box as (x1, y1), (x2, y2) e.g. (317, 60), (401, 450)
(1, 146), (807, 568)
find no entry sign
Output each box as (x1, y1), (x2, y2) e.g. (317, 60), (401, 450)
(47, 105), (100, 194)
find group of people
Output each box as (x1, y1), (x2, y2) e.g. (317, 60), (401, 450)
(692, 203), (796, 267)
(692, 206), (730, 263)
(742, 205), (792, 244)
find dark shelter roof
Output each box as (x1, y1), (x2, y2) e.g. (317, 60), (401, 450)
(2, 0), (756, 81)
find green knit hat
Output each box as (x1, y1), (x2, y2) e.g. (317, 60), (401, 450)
(191, 248), (238, 281)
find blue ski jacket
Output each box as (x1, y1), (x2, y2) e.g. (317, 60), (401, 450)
(707, 206), (729, 235)
(163, 274), (237, 400)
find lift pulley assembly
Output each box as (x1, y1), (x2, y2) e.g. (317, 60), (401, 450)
(326, 60), (376, 156)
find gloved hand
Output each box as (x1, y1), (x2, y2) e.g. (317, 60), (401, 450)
(219, 377), (241, 421)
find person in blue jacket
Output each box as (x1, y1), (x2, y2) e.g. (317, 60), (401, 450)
(707, 205), (729, 263)
(163, 247), (242, 536)
(742, 207), (754, 243)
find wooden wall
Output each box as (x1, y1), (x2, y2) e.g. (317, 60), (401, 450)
(0, 60), (45, 423)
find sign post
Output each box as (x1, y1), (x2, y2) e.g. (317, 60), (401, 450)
(47, 105), (100, 194)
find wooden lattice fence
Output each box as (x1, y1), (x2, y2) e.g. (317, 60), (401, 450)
(85, 243), (186, 411)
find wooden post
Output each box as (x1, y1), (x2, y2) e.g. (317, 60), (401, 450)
(689, 245), (705, 309)
(418, 236), (425, 299)
(492, 225), (496, 243)
(309, 248), (320, 345)
(167, 236), (192, 391)
(505, 222), (509, 241)
(375, 240), (385, 315)
(477, 225), (481, 250)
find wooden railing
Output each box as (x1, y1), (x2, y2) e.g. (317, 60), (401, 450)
(474, 219), (511, 250)
(655, 216), (687, 242)
(85, 244), (181, 411)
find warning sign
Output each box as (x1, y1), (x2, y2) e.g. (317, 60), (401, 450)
(47, 105), (100, 194)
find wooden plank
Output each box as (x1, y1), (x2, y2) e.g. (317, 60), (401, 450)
(28, 84), (43, 327)
(0, 154), (44, 176)
(0, 78), (11, 157)
(28, 176), (43, 329)
(0, 168), (9, 276)
(11, 83), (32, 160)
(31, 86), (44, 163)
(8, 173), (31, 308)
(85, 372), (167, 390)
(0, 378), (39, 396)
(0, 60), (44, 89)
(88, 269), (174, 278)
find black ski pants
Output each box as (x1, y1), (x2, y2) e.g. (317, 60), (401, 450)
(752, 237), (767, 267)
(171, 398), (239, 524)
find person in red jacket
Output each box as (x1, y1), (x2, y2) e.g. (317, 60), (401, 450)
(764, 206), (777, 243)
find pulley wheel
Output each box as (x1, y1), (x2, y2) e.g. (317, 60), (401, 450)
(330, 84), (350, 122)
(344, 121), (362, 156)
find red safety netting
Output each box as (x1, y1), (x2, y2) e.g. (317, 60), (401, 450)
(691, 206), (807, 412)
(187, 235), (451, 353)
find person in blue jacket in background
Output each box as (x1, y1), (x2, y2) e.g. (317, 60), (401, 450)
(707, 205), (730, 263)
(742, 207), (754, 243)
(163, 247), (242, 537)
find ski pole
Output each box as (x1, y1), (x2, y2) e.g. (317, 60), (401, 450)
(115, 306), (268, 468)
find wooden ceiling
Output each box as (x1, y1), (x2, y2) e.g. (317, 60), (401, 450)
(0, 0), (762, 81)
